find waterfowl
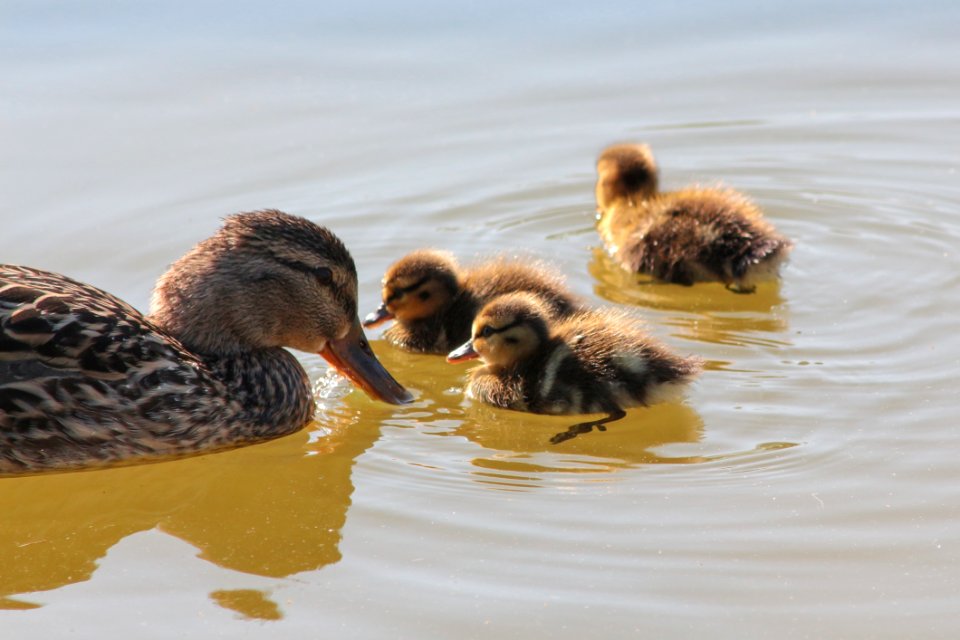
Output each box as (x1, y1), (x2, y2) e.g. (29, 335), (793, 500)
(446, 292), (701, 441)
(363, 250), (582, 354)
(0, 209), (411, 474)
(595, 143), (792, 292)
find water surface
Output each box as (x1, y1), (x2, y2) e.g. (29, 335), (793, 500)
(2, 1), (960, 638)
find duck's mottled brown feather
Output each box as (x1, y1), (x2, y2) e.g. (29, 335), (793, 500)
(0, 265), (313, 474)
(0, 210), (412, 475)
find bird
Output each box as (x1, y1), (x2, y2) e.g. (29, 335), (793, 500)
(595, 143), (792, 292)
(363, 249), (582, 354)
(446, 292), (701, 442)
(0, 209), (411, 475)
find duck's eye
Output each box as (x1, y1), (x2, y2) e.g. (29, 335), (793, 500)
(314, 267), (333, 286)
(479, 325), (494, 339)
(418, 291), (431, 301)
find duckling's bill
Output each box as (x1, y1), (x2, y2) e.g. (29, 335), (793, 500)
(362, 303), (394, 328)
(447, 340), (479, 363)
(320, 318), (413, 404)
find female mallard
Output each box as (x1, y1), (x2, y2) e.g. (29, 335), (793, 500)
(363, 249), (582, 354)
(446, 292), (701, 435)
(0, 210), (411, 474)
(595, 143), (792, 292)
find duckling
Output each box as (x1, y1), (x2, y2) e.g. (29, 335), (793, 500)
(0, 209), (411, 475)
(595, 143), (792, 292)
(446, 292), (701, 440)
(363, 250), (582, 354)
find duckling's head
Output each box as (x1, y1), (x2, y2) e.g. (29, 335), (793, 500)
(150, 209), (411, 404)
(595, 143), (659, 211)
(363, 250), (460, 328)
(447, 293), (550, 368)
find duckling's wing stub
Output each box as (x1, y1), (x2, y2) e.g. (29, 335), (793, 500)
(615, 192), (790, 287)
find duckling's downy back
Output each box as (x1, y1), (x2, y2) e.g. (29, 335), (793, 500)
(595, 143), (792, 291)
(459, 293), (701, 416)
(371, 250), (582, 353)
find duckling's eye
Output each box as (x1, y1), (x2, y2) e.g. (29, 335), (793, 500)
(479, 326), (494, 339)
(314, 267), (333, 286)
(418, 291), (431, 301)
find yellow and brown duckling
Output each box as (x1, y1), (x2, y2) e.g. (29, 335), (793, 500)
(363, 249), (582, 354)
(446, 292), (702, 425)
(0, 209), (411, 475)
(595, 143), (792, 292)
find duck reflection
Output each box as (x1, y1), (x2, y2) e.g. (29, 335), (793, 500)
(0, 382), (395, 610)
(210, 589), (283, 621)
(588, 248), (790, 347)
(457, 401), (705, 476)
(380, 347), (708, 477)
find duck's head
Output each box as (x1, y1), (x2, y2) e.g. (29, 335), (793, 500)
(149, 209), (411, 404)
(363, 250), (460, 328)
(447, 293), (550, 368)
(595, 143), (659, 212)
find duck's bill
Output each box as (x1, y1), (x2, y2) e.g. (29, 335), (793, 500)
(362, 303), (394, 329)
(321, 319), (413, 404)
(447, 340), (479, 363)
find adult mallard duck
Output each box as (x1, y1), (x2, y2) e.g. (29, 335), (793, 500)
(447, 292), (701, 441)
(0, 209), (411, 474)
(363, 249), (582, 354)
(595, 143), (792, 292)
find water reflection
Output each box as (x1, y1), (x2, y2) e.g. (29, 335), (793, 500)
(458, 402), (705, 479)
(210, 589), (283, 621)
(588, 248), (790, 346)
(0, 402), (381, 610)
(370, 327), (709, 479)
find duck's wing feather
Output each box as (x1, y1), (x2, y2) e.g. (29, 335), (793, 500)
(0, 266), (230, 471)
(0, 265), (200, 382)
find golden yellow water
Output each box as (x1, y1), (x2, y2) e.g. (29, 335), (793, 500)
(3, 1), (960, 638)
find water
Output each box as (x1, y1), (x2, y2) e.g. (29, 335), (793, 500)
(2, 1), (960, 637)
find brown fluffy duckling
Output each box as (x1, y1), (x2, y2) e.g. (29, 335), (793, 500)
(363, 250), (582, 354)
(595, 143), (792, 292)
(446, 292), (701, 439)
(0, 210), (411, 474)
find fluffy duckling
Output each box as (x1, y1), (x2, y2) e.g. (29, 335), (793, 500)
(363, 250), (582, 354)
(446, 293), (701, 430)
(595, 143), (792, 292)
(0, 210), (411, 474)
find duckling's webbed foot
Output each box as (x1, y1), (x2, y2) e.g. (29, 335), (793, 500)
(550, 408), (626, 445)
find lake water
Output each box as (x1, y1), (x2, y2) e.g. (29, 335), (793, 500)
(2, 1), (960, 637)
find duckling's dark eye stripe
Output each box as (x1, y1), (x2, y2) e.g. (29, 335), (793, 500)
(476, 318), (523, 339)
(385, 275), (430, 303)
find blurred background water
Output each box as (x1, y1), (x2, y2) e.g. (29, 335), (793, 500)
(2, 1), (959, 638)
